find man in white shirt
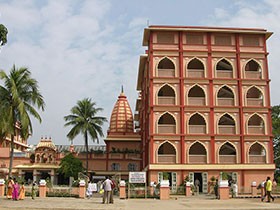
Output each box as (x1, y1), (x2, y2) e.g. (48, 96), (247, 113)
(102, 177), (113, 204)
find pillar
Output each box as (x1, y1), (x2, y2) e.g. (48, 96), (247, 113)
(251, 181), (257, 196)
(185, 182), (191, 197)
(33, 169), (37, 183)
(0, 179), (5, 197)
(79, 180), (86, 199)
(50, 170), (55, 185)
(160, 180), (170, 200)
(39, 180), (46, 198)
(219, 180), (229, 200)
(119, 180), (126, 199)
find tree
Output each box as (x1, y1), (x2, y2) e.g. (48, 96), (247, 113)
(0, 24), (8, 46)
(0, 65), (45, 177)
(64, 98), (107, 175)
(272, 105), (280, 168)
(58, 153), (84, 180)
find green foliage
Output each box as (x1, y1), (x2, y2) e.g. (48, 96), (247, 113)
(272, 105), (280, 168)
(64, 98), (107, 175)
(0, 24), (8, 46)
(163, 172), (170, 180)
(221, 172), (228, 180)
(58, 153), (84, 179)
(0, 65), (45, 177)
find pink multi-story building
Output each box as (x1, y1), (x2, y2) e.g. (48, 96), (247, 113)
(135, 25), (275, 193)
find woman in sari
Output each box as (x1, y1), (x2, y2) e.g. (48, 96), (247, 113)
(12, 178), (19, 200)
(18, 182), (25, 200)
(6, 177), (14, 199)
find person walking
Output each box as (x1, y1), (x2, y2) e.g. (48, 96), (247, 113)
(18, 182), (25, 200)
(31, 182), (36, 200)
(195, 178), (200, 195)
(12, 178), (19, 201)
(266, 176), (275, 202)
(261, 179), (267, 202)
(6, 177), (14, 199)
(102, 176), (113, 204)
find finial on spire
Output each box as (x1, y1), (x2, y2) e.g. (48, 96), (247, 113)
(121, 85), (124, 93)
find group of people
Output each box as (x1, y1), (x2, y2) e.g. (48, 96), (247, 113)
(86, 176), (116, 204)
(6, 177), (25, 201)
(260, 176), (276, 202)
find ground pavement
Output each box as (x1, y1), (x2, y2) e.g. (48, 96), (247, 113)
(1, 194), (280, 210)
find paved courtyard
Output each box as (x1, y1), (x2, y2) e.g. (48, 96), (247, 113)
(1, 195), (280, 210)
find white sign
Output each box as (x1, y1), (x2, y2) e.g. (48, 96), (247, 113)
(129, 172), (146, 183)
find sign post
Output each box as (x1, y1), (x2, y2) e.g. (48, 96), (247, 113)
(128, 172), (147, 199)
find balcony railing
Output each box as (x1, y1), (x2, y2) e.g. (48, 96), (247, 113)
(109, 153), (123, 159)
(219, 155), (236, 163)
(158, 96), (176, 105)
(189, 125), (206, 134)
(158, 154), (176, 163)
(188, 97), (205, 106)
(249, 155), (266, 163)
(126, 153), (141, 159)
(158, 69), (175, 77)
(216, 70), (233, 78)
(187, 69), (204, 78)
(158, 124), (176, 134)
(245, 71), (261, 79)
(189, 155), (207, 163)
(218, 125), (236, 134)
(248, 126), (265, 134)
(247, 98), (263, 106)
(217, 98), (234, 106)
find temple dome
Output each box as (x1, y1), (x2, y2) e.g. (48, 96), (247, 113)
(109, 89), (134, 133)
(36, 138), (56, 151)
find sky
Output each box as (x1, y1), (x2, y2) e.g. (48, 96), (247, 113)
(0, 0), (279, 145)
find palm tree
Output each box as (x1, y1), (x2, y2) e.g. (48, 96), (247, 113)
(64, 98), (107, 175)
(0, 65), (45, 177)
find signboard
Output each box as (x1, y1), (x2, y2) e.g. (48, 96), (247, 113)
(129, 172), (146, 183)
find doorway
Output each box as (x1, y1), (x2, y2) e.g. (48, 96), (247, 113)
(194, 173), (202, 193)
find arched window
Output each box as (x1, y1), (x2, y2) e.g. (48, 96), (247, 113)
(248, 114), (265, 134)
(158, 113), (176, 134)
(187, 85), (205, 105)
(187, 58), (205, 78)
(217, 86), (234, 106)
(189, 142), (207, 163)
(188, 113), (206, 134)
(219, 142), (236, 163)
(158, 85), (175, 105)
(245, 60), (262, 79)
(157, 58), (175, 77)
(216, 59), (233, 78)
(249, 143), (266, 163)
(218, 114), (236, 134)
(158, 142), (176, 163)
(246, 87), (263, 106)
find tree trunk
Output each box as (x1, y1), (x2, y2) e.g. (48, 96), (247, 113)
(8, 134), (15, 178)
(85, 132), (89, 177)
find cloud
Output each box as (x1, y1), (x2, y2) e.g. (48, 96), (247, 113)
(0, 0), (145, 145)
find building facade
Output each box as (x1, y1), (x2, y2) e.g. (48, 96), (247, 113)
(135, 26), (275, 193)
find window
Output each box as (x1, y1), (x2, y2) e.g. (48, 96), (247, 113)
(111, 163), (120, 171)
(186, 33), (203, 45)
(157, 32), (174, 44)
(243, 35), (260, 46)
(128, 163), (137, 171)
(215, 35), (232, 45)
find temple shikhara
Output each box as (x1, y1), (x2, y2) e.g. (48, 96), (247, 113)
(0, 25), (275, 193)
